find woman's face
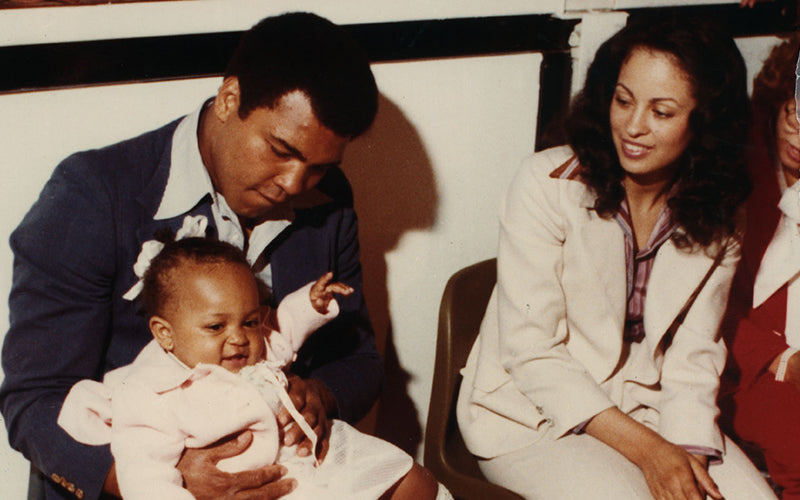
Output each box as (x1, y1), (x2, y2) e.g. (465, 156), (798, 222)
(775, 98), (800, 184)
(610, 47), (697, 186)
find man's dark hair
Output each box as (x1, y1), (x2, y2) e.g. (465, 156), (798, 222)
(225, 12), (378, 138)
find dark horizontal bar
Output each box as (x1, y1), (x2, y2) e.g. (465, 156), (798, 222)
(0, 32), (239, 93)
(352, 15), (577, 61)
(0, 14), (577, 93)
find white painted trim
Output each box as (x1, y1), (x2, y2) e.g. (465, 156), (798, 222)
(613, 0), (735, 7)
(565, 0), (737, 10)
(0, 0), (565, 47)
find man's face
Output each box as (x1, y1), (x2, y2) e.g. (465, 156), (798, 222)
(204, 81), (349, 221)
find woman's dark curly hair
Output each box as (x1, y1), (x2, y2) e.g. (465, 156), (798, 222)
(566, 14), (750, 248)
(751, 33), (800, 163)
(140, 236), (252, 317)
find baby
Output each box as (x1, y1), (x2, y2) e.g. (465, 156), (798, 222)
(58, 222), (449, 500)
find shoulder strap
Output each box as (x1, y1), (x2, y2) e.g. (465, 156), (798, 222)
(661, 245), (727, 350)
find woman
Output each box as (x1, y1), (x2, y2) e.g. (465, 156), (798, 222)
(456, 16), (776, 500)
(720, 34), (800, 499)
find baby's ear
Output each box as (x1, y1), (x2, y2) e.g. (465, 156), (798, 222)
(150, 316), (175, 351)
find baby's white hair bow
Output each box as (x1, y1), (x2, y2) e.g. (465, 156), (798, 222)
(122, 215), (209, 300)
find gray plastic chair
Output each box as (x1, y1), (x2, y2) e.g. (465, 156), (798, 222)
(424, 259), (523, 500)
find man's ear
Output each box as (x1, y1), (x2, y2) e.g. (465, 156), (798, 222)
(213, 76), (241, 123)
(150, 316), (175, 352)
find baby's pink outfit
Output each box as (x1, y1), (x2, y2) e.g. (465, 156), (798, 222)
(58, 282), (415, 500)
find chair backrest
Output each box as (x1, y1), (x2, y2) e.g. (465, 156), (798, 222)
(424, 258), (522, 500)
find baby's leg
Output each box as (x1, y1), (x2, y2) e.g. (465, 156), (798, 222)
(380, 463), (440, 500)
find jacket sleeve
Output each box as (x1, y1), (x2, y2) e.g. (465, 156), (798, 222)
(267, 281), (339, 367)
(495, 156), (615, 437)
(0, 152), (117, 500)
(724, 255), (789, 390)
(732, 320), (788, 390)
(657, 238), (739, 452)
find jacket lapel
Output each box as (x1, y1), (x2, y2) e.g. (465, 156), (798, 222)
(134, 145), (218, 246)
(644, 239), (718, 352)
(753, 217), (800, 308)
(578, 198), (628, 336)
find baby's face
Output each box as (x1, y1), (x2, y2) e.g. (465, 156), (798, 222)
(156, 261), (265, 372)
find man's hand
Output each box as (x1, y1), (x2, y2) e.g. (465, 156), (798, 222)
(178, 431), (296, 500)
(102, 463), (121, 498)
(278, 375), (336, 460)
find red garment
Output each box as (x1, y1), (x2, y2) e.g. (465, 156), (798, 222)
(723, 107), (786, 392)
(722, 108), (800, 498)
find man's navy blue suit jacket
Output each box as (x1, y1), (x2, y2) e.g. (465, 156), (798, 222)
(0, 117), (383, 500)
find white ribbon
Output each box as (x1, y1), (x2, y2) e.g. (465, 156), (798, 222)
(122, 215), (209, 300)
(264, 369), (320, 467)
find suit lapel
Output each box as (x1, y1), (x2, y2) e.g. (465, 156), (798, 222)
(133, 139), (218, 247)
(644, 239), (717, 352)
(135, 143), (172, 219)
(753, 218), (800, 308)
(579, 206), (627, 335)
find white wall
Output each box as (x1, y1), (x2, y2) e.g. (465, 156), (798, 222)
(0, 51), (541, 498)
(0, 0), (563, 46)
(347, 55), (541, 454)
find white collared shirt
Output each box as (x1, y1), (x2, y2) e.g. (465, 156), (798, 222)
(754, 165), (800, 347)
(154, 101), (292, 290)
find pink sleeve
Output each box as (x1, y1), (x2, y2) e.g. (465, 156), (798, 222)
(680, 445), (722, 465)
(266, 281), (339, 366)
(111, 382), (193, 500)
(57, 379), (113, 446)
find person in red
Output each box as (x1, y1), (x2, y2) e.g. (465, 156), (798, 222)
(720, 34), (800, 499)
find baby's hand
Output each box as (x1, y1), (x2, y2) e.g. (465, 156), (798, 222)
(310, 272), (353, 314)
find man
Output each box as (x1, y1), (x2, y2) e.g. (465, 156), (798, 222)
(0, 12), (382, 500)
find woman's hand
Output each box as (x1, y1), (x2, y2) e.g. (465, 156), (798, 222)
(585, 407), (722, 500)
(637, 443), (722, 500)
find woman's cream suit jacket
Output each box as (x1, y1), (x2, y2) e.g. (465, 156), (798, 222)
(457, 146), (739, 460)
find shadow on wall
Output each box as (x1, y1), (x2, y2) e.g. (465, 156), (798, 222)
(343, 94), (438, 455)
